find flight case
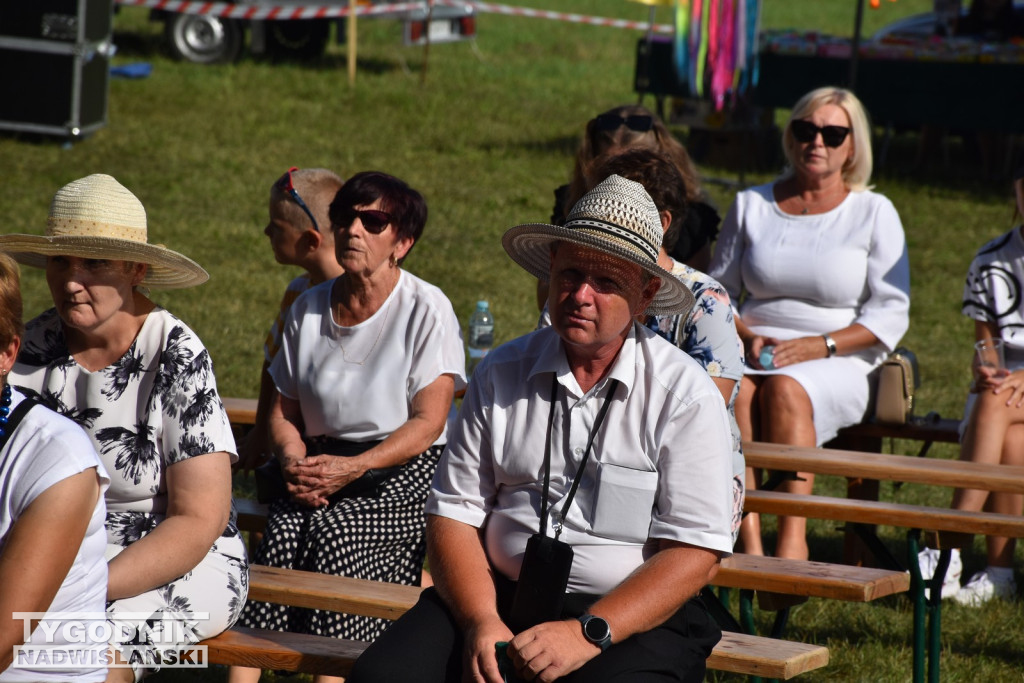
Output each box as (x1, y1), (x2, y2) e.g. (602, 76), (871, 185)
(0, 1), (113, 139)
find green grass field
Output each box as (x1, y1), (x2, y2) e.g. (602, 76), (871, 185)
(2, 0), (1023, 679)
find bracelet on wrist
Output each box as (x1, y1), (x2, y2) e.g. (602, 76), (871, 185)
(822, 334), (838, 357)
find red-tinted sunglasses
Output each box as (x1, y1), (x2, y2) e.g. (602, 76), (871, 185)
(280, 167), (320, 232)
(336, 208), (393, 234)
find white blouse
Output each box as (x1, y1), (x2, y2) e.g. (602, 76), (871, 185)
(710, 183), (910, 366)
(270, 270), (467, 444)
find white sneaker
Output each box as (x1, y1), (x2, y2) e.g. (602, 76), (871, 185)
(952, 569), (1017, 607)
(917, 547), (962, 599)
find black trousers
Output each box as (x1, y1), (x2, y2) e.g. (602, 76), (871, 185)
(349, 585), (721, 682)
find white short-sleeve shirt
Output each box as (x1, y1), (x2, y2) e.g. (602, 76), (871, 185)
(428, 324), (734, 595)
(270, 270), (467, 443)
(0, 389), (109, 682)
(963, 225), (1024, 369)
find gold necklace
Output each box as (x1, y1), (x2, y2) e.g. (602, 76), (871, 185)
(798, 186), (846, 215)
(338, 295), (392, 365)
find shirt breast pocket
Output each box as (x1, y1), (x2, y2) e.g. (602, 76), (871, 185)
(591, 462), (658, 543)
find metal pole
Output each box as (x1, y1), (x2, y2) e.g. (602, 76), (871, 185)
(347, 0), (358, 85)
(848, 0), (866, 89)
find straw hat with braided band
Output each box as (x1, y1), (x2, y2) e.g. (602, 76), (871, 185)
(502, 174), (694, 316)
(0, 174), (208, 289)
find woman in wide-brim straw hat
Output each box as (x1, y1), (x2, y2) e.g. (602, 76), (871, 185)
(3, 174), (248, 683)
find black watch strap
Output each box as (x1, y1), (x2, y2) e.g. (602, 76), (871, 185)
(577, 614), (612, 651)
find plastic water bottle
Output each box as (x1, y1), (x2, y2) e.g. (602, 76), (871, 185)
(467, 300), (494, 375)
(759, 345), (776, 370)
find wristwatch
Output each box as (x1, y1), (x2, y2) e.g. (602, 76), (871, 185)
(577, 614), (612, 651)
(822, 334), (838, 357)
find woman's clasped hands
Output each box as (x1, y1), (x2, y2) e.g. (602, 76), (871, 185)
(280, 455), (366, 508)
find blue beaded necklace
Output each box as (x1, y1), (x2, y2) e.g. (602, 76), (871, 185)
(0, 383), (11, 439)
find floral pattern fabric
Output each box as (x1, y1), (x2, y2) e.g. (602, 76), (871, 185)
(12, 307), (248, 672)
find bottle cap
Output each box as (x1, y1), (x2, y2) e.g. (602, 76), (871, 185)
(476, 300), (488, 309)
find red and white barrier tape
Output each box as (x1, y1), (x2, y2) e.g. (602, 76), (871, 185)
(449, 1), (672, 33)
(113, 0), (673, 33)
(114, 0), (428, 20)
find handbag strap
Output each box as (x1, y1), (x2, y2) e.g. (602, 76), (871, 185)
(0, 389), (39, 454)
(539, 375), (619, 541)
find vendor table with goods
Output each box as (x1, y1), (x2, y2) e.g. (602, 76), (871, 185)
(753, 30), (1024, 133)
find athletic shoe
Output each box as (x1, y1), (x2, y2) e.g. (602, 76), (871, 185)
(951, 569), (1017, 607)
(917, 547), (962, 599)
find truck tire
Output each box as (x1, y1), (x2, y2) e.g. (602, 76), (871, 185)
(165, 13), (243, 64)
(265, 19), (330, 60)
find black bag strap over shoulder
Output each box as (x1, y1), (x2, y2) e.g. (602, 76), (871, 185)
(0, 389), (39, 454)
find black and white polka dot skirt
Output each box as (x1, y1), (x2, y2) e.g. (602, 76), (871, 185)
(239, 445), (442, 641)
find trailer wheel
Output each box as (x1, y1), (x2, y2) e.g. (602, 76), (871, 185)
(265, 19), (330, 60)
(165, 13), (243, 64)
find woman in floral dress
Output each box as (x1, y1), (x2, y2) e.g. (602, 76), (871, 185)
(2, 174), (247, 682)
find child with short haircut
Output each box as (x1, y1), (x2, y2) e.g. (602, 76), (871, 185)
(236, 167), (345, 470)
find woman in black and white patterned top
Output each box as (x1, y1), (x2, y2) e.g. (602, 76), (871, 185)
(2, 174), (247, 683)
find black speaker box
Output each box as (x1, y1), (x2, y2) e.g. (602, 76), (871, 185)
(0, 0), (112, 43)
(0, 44), (109, 138)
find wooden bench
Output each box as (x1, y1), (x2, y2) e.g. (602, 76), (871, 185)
(834, 417), (961, 448)
(235, 497), (895, 672)
(235, 498), (907, 606)
(741, 442), (1024, 683)
(203, 625), (828, 680)
(202, 564), (829, 679)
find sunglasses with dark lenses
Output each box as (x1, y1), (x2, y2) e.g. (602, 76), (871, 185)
(593, 113), (654, 133)
(280, 167), (320, 233)
(337, 208), (393, 234)
(790, 120), (851, 148)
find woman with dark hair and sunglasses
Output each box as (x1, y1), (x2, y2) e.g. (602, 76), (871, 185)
(541, 104), (721, 309)
(232, 171), (466, 683)
(709, 87), (910, 561)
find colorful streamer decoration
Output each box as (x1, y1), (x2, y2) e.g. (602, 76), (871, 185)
(672, 0), (763, 110)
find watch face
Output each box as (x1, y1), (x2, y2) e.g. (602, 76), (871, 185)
(583, 616), (610, 642)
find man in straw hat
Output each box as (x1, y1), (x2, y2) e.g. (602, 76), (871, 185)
(351, 175), (733, 683)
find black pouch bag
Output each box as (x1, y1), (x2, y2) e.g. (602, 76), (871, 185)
(508, 533), (575, 633)
(506, 378), (616, 633)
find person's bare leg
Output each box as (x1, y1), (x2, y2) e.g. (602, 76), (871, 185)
(761, 376), (816, 560)
(952, 388), (1024, 512)
(313, 675), (346, 683)
(983, 424), (1024, 568)
(736, 377), (764, 555)
(104, 649), (135, 683)
(228, 667), (263, 683)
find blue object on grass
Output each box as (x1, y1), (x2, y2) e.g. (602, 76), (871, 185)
(110, 63), (152, 79)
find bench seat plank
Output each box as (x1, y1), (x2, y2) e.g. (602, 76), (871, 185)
(836, 419), (961, 444)
(203, 627), (827, 680)
(744, 441), (1024, 494)
(248, 557), (908, 618)
(710, 631), (829, 679)
(224, 397), (258, 427)
(249, 565), (421, 621)
(716, 553), (909, 601)
(204, 627), (366, 675)
(235, 498), (269, 533)
(745, 489), (1024, 538)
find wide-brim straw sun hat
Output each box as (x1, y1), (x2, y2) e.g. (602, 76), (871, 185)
(0, 173), (208, 289)
(502, 174), (694, 316)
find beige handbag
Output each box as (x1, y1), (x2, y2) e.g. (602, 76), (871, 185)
(875, 347), (920, 425)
